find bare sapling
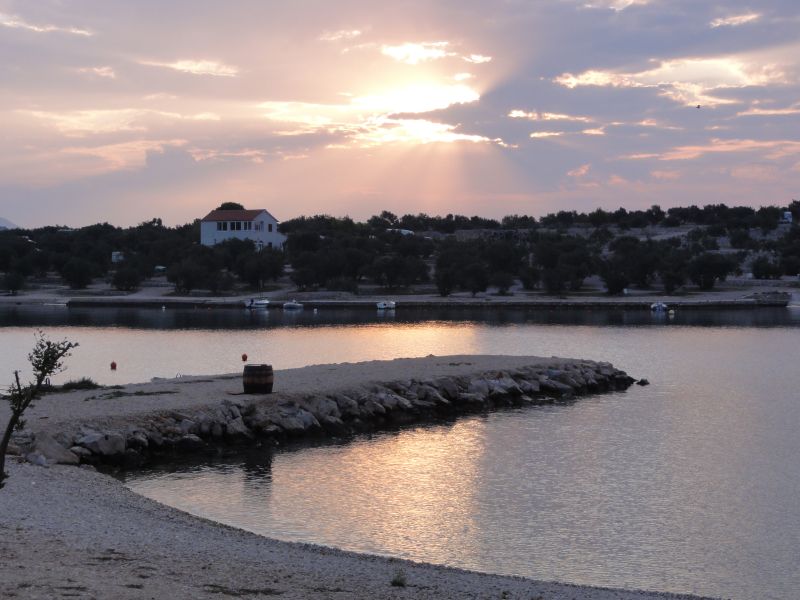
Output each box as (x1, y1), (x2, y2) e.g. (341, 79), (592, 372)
(0, 332), (78, 489)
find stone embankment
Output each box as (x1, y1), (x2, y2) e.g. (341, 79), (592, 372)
(13, 360), (636, 469)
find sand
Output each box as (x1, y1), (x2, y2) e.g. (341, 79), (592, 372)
(0, 356), (715, 599)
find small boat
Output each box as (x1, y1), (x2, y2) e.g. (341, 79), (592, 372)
(376, 300), (396, 310)
(246, 298), (270, 309)
(283, 299), (304, 310)
(650, 301), (668, 312)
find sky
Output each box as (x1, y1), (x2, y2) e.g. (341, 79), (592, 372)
(1, 0), (799, 228)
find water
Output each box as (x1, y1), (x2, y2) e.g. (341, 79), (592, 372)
(3, 305), (800, 598)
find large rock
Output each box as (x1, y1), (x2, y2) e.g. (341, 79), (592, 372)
(33, 433), (80, 465)
(225, 417), (254, 439)
(76, 432), (126, 456)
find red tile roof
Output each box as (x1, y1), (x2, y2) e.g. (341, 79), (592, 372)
(201, 209), (277, 222)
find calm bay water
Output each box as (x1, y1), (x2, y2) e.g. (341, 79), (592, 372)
(3, 305), (800, 599)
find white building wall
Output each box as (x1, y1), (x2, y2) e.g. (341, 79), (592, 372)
(199, 211), (287, 248)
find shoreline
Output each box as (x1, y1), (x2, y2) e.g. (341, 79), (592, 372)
(0, 356), (718, 599)
(1, 292), (793, 311)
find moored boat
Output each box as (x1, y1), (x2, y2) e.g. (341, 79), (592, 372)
(283, 299), (304, 310)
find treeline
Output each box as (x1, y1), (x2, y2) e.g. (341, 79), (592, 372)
(2, 202), (800, 296)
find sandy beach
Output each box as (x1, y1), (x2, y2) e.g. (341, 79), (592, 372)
(1, 356), (715, 599)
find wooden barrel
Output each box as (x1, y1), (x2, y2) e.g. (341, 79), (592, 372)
(243, 364), (273, 394)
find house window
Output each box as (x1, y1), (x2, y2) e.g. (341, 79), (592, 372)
(230, 221), (242, 231)
(244, 221), (252, 231)
(217, 222), (228, 231)
(255, 221), (263, 231)
(268, 223), (273, 232)
(268, 242), (273, 248)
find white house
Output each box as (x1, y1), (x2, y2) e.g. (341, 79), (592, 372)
(200, 208), (287, 249)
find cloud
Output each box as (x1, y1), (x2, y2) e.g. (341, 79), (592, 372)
(21, 109), (221, 136)
(260, 82), (484, 146)
(319, 29), (362, 42)
(736, 103), (800, 117)
(555, 56), (787, 106)
(640, 139), (800, 161)
(0, 12), (91, 36)
(381, 42), (455, 64)
(463, 54), (492, 64)
(710, 13), (761, 28)
(62, 139), (188, 171)
(651, 169), (680, 180)
(139, 59), (239, 77)
(568, 164), (591, 177)
(509, 110), (594, 123)
(580, 0), (652, 11)
(530, 131), (564, 138)
(582, 127), (605, 135)
(77, 66), (116, 79)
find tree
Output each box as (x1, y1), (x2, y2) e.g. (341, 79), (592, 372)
(60, 258), (94, 289)
(217, 202), (245, 210)
(490, 272), (515, 295)
(751, 256), (782, 280)
(167, 259), (207, 294)
(112, 267), (143, 291)
(3, 271), (25, 295)
(688, 252), (736, 290)
(1, 333), (78, 489)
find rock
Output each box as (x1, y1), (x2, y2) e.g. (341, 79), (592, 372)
(221, 401), (242, 420)
(6, 443), (21, 456)
(320, 415), (349, 436)
(434, 377), (459, 400)
(33, 433), (79, 465)
(126, 432), (149, 450)
(636, 378), (650, 386)
(147, 430), (165, 447)
(25, 452), (49, 467)
(176, 434), (204, 450)
(331, 394), (360, 418)
(179, 419), (197, 435)
(518, 380), (540, 395)
(77, 432), (126, 456)
(225, 417), (254, 439)
(70, 446), (92, 458)
(270, 408), (321, 435)
(467, 378), (490, 396)
(302, 396), (341, 420)
(210, 422), (224, 438)
(457, 392), (486, 407)
(361, 398), (386, 417)
(539, 378), (574, 397)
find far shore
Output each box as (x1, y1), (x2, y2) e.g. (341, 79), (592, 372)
(0, 276), (796, 311)
(1, 356), (717, 600)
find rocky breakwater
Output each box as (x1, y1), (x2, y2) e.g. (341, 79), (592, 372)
(15, 360), (636, 469)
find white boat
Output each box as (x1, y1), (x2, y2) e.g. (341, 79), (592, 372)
(246, 298), (270, 309)
(376, 300), (396, 310)
(283, 299), (304, 310)
(650, 301), (668, 312)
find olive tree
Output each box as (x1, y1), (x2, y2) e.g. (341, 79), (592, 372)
(0, 333), (78, 490)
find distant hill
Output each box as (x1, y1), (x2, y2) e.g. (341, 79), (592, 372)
(0, 217), (17, 230)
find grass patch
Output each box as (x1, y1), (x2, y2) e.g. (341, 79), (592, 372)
(61, 377), (102, 391)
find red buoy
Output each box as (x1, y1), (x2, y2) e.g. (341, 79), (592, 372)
(110, 361), (117, 371)
(241, 353), (248, 362)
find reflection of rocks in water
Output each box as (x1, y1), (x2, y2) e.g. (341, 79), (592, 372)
(241, 448), (274, 481)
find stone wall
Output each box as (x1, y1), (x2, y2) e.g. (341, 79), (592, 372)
(16, 360), (636, 469)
